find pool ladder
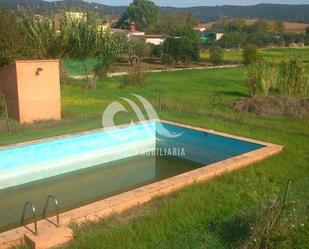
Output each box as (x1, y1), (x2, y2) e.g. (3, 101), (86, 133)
(20, 195), (60, 236)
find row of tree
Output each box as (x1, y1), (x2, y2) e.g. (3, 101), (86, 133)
(209, 18), (309, 48)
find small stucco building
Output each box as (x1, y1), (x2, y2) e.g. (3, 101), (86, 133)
(0, 60), (61, 124)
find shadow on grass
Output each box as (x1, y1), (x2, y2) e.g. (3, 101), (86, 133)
(209, 214), (252, 248)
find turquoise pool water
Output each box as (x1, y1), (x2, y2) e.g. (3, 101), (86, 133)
(0, 121), (264, 231)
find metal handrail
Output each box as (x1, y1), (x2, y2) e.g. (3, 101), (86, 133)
(42, 195), (60, 227)
(21, 202), (38, 236)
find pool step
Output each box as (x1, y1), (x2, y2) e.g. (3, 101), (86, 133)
(24, 224), (73, 249)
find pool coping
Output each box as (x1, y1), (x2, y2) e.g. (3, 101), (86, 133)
(0, 119), (283, 249)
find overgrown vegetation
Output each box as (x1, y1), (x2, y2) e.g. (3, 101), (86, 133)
(214, 18), (309, 48)
(246, 62), (277, 97)
(243, 181), (300, 249)
(278, 59), (308, 95)
(246, 59), (308, 97)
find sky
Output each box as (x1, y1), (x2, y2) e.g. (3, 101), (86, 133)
(80, 0), (309, 7)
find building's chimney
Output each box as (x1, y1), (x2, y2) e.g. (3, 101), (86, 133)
(129, 22), (136, 32)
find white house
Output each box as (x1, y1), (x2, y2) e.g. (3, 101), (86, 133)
(130, 34), (165, 45)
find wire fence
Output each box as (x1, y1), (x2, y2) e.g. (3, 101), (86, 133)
(155, 178), (308, 249)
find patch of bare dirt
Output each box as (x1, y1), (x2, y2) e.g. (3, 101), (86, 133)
(230, 96), (309, 117)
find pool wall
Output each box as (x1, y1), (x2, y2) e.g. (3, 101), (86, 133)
(0, 119), (283, 249)
(157, 122), (264, 165)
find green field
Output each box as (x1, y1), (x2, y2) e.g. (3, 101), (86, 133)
(201, 47), (309, 64)
(62, 57), (102, 76)
(2, 66), (307, 249)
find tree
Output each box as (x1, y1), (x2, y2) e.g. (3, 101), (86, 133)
(159, 12), (197, 34)
(243, 45), (259, 65)
(162, 37), (190, 65)
(18, 12), (65, 59)
(209, 47), (223, 65)
(306, 26), (309, 35)
(162, 26), (200, 65)
(94, 33), (131, 85)
(0, 6), (34, 66)
(164, 25), (200, 62)
(217, 32), (245, 48)
(211, 18), (246, 33)
(247, 19), (284, 34)
(118, 0), (160, 32)
(64, 22), (131, 89)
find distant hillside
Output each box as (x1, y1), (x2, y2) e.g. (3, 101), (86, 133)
(0, 0), (309, 23)
(197, 19), (309, 34)
(0, 0), (126, 16)
(167, 4), (309, 23)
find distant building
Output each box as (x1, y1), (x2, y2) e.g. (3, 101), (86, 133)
(65, 12), (87, 23)
(130, 34), (165, 45)
(110, 28), (130, 36)
(199, 31), (224, 44)
(111, 20), (165, 45)
(194, 27), (206, 32)
(129, 21), (136, 32)
(98, 20), (111, 33)
(214, 33), (224, 41)
(144, 34), (165, 45)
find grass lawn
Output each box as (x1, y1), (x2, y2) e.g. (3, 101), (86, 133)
(2, 67), (308, 249)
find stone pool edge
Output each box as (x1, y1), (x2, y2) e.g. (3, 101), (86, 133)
(0, 119), (283, 249)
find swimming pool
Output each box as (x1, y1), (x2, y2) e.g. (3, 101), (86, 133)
(0, 120), (276, 232)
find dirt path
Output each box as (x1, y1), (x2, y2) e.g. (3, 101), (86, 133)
(70, 64), (240, 80)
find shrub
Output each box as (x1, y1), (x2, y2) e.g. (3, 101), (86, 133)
(151, 45), (162, 58)
(123, 62), (145, 87)
(161, 54), (175, 65)
(209, 46), (223, 65)
(243, 45), (259, 65)
(132, 40), (152, 59)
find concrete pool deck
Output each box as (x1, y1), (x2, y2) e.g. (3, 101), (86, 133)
(0, 119), (283, 249)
